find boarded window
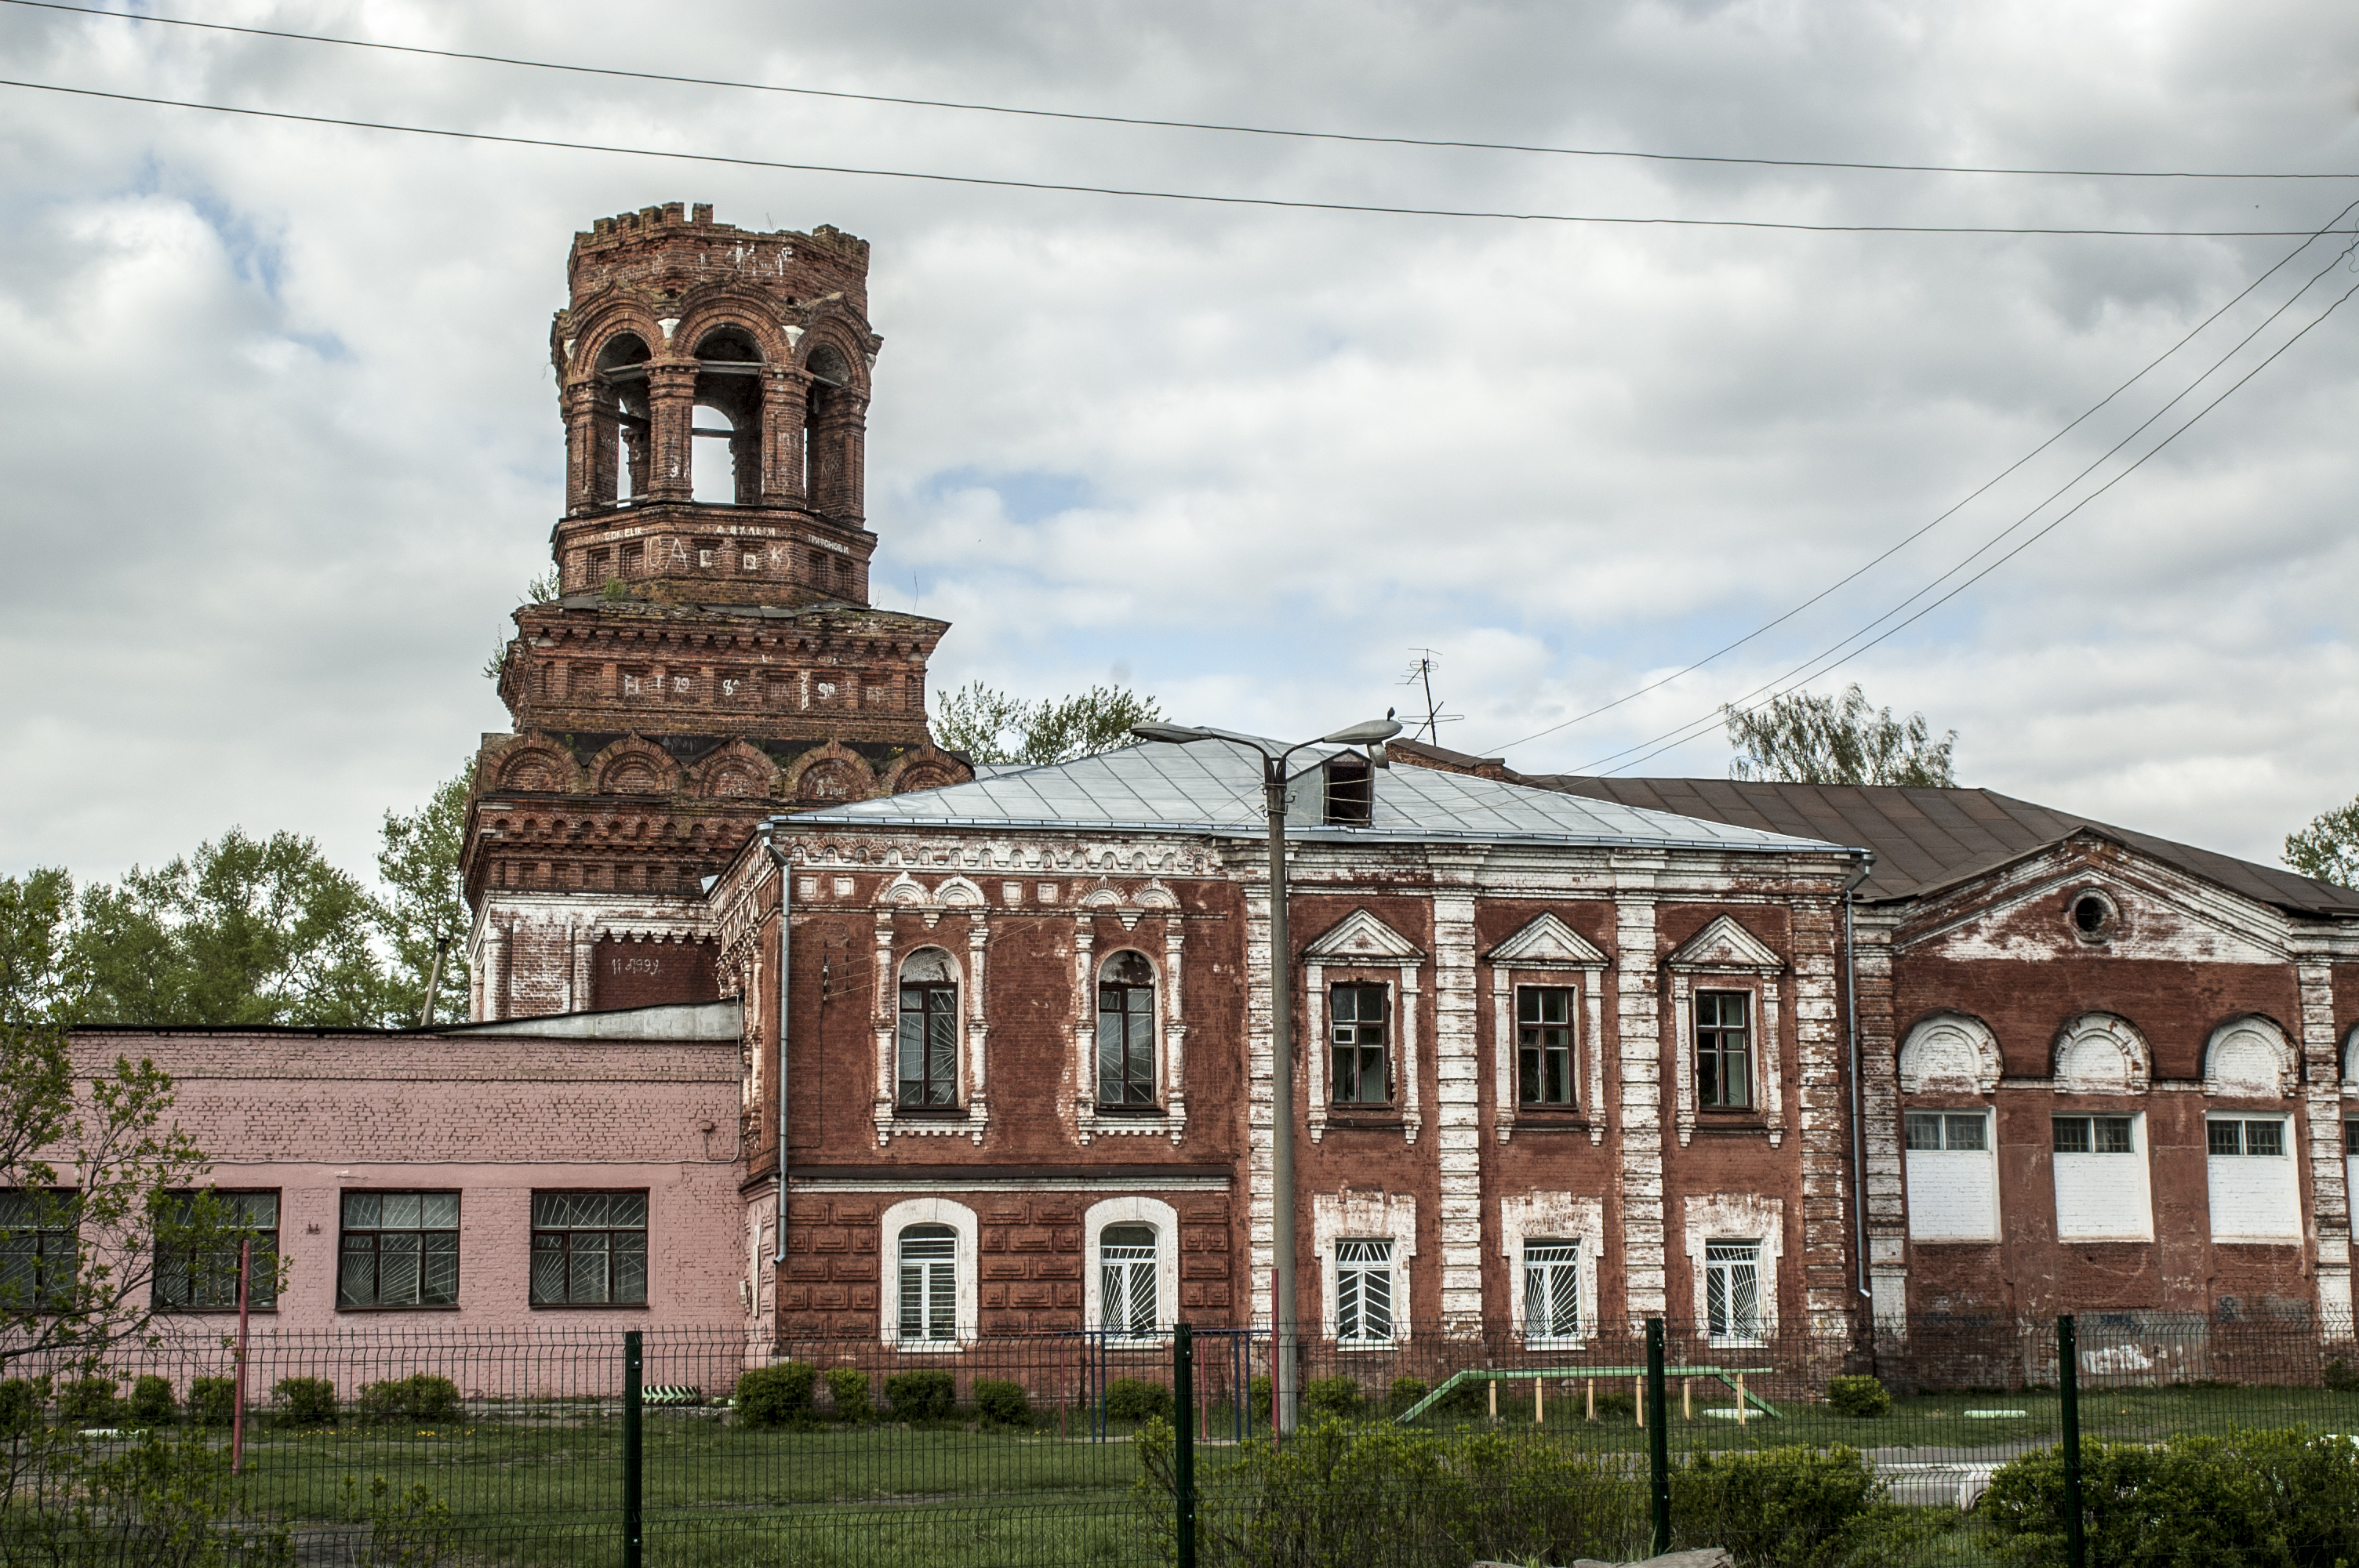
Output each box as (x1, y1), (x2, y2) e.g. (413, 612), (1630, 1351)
(1335, 1237), (1394, 1343)
(2206, 1116), (2300, 1241)
(338, 1191), (459, 1308)
(2051, 1115), (2152, 1240)
(1903, 1112), (1998, 1241)
(154, 1191), (279, 1311)
(531, 1192), (649, 1306)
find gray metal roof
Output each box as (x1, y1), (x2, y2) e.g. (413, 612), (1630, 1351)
(783, 739), (1852, 855)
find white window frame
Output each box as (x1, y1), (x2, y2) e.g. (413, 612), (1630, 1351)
(1333, 1238), (1397, 1346)
(1682, 1192), (1782, 1345)
(1664, 914), (1789, 1148)
(1301, 909), (1426, 1147)
(1312, 1190), (1417, 1346)
(2051, 1111), (2154, 1241)
(1903, 1107), (2001, 1242)
(1703, 1240), (1765, 1348)
(2205, 1113), (2302, 1243)
(1499, 1192), (1603, 1347)
(871, 914), (990, 1145)
(1072, 888), (1188, 1147)
(878, 1198), (977, 1348)
(1081, 1196), (1179, 1343)
(1485, 913), (1608, 1147)
(1521, 1240), (1582, 1347)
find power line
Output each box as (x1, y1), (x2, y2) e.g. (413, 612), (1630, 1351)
(8, 0), (2355, 184)
(1491, 192), (2359, 754)
(0, 76), (2342, 238)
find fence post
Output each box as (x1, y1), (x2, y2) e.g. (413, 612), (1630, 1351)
(623, 1330), (644, 1568)
(1646, 1317), (1670, 1558)
(2058, 1314), (2084, 1568)
(1175, 1323), (1197, 1568)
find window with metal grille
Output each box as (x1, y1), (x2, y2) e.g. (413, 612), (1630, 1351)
(154, 1191), (278, 1311)
(1905, 1112), (1987, 1151)
(531, 1192), (648, 1306)
(898, 1225), (958, 1341)
(1100, 1222), (1158, 1337)
(1523, 1239), (1580, 1342)
(1696, 990), (1752, 1109)
(337, 1192), (459, 1308)
(2207, 1119), (2285, 1156)
(1518, 987), (1575, 1105)
(1705, 1240), (1762, 1343)
(1335, 1237), (1394, 1343)
(1097, 952), (1158, 1107)
(2052, 1115), (2135, 1154)
(1331, 984), (1390, 1105)
(0, 1190), (77, 1310)
(896, 949), (958, 1108)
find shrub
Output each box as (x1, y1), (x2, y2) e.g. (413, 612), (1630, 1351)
(884, 1369), (956, 1421)
(734, 1363), (817, 1429)
(1249, 1374), (1271, 1428)
(1672, 1444), (1883, 1568)
(2326, 1357), (2359, 1393)
(189, 1376), (236, 1427)
(823, 1367), (874, 1422)
(1387, 1376), (1429, 1417)
(58, 1376), (118, 1426)
(1303, 1375), (1365, 1421)
(1104, 1377), (1172, 1425)
(0, 1377), (44, 1435)
(1431, 1374), (1490, 1420)
(1593, 1389), (1637, 1421)
(277, 1376), (340, 1426)
(126, 1374), (176, 1428)
(1826, 1375), (1892, 1418)
(355, 1374), (458, 1425)
(973, 1378), (1030, 1426)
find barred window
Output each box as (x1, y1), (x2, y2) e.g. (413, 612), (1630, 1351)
(1099, 1222), (1159, 1337)
(1905, 1112), (1987, 1152)
(531, 1192), (648, 1306)
(1522, 1239), (1580, 1343)
(1335, 1237), (1394, 1344)
(1518, 987), (1576, 1106)
(1705, 1240), (1762, 1344)
(2052, 1115), (2135, 1154)
(338, 1192), (459, 1308)
(154, 1191), (278, 1311)
(2207, 1119), (2285, 1157)
(0, 1190), (77, 1310)
(898, 1225), (958, 1341)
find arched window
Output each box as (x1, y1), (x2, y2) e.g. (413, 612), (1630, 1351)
(1097, 951), (1157, 1107)
(897, 949), (958, 1108)
(805, 344), (851, 504)
(594, 334), (652, 506)
(1099, 1221), (1158, 1335)
(690, 408), (736, 504)
(692, 328), (764, 506)
(897, 1223), (958, 1341)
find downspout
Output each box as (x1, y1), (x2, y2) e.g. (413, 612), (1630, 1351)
(764, 825), (793, 1266)
(1842, 851), (1877, 1305)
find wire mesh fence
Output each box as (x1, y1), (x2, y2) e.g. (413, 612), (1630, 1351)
(0, 1312), (2355, 1565)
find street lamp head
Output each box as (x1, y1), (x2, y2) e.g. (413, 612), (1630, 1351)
(1130, 723), (1214, 745)
(1319, 718), (1405, 746)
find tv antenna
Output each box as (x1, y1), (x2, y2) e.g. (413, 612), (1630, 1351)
(1401, 650), (1463, 743)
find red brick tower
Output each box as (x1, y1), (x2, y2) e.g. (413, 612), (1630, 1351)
(463, 203), (967, 1019)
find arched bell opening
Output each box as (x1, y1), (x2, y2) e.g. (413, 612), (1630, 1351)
(693, 328), (765, 506)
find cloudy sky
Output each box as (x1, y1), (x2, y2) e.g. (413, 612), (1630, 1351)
(3, 0), (2357, 889)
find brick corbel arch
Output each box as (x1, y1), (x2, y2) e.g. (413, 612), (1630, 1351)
(688, 739), (781, 801)
(586, 735), (682, 797)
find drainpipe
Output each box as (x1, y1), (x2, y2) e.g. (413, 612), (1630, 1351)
(764, 826), (793, 1267)
(1842, 851), (1877, 1306)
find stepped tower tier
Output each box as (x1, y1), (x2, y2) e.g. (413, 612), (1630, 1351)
(463, 205), (969, 1022)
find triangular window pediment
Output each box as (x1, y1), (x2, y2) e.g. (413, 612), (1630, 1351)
(1303, 907), (1424, 962)
(1665, 914), (1782, 972)
(1486, 913), (1607, 967)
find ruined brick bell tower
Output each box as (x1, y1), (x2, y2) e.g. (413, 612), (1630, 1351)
(463, 203), (968, 1020)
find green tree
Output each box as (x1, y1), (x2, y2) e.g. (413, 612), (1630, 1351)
(2285, 798), (2359, 888)
(1724, 683), (1957, 787)
(376, 761), (474, 1026)
(933, 682), (1162, 766)
(0, 866), (76, 1024)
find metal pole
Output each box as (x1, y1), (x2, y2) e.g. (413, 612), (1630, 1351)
(623, 1330), (644, 1568)
(2059, 1315), (2084, 1568)
(229, 1239), (251, 1475)
(1646, 1317), (1670, 1558)
(1175, 1323), (1197, 1568)
(1266, 758), (1299, 1436)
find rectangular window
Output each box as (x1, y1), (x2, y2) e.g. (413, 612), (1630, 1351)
(1518, 987), (1576, 1106)
(2208, 1116), (2300, 1241)
(2052, 1114), (2152, 1240)
(154, 1191), (279, 1311)
(1696, 990), (1752, 1109)
(896, 982), (959, 1107)
(337, 1192), (460, 1308)
(1522, 1240), (1580, 1343)
(1330, 984), (1390, 1105)
(2208, 1119), (2284, 1156)
(898, 1229), (957, 1341)
(1100, 1224), (1159, 1338)
(1097, 968), (1158, 1107)
(0, 1190), (77, 1309)
(1705, 1240), (1763, 1344)
(1335, 1238), (1394, 1344)
(531, 1192), (648, 1306)
(1904, 1110), (1999, 1240)
(2053, 1115), (2135, 1154)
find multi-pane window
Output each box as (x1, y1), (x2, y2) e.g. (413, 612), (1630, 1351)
(1330, 984), (1390, 1105)
(2207, 1119), (2285, 1157)
(1097, 952), (1158, 1107)
(0, 1191), (77, 1310)
(337, 1192), (460, 1308)
(1522, 1239), (1580, 1343)
(1696, 990), (1752, 1109)
(1335, 1238), (1395, 1343)
(531, 1192), (648, 1306)
(898, 1225), (958, 1341)
(1905, 1112), (1987, 1152)
(896, 951), (958, 1109)
(1704, 1240), (1763, 1343)
(2207, 1116), (2299, 1240)
(154, 1191), (278, 1310)
(1100, 1222), (1159, 1337)
(1518, 987), (1576, 1106)
(2052, 1115), (2135, 1154)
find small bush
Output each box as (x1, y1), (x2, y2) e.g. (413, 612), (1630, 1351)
(1826, 1375), (1892, 1418)
(884, 1369), (956, 1421)
(126, 1374), (176, 1428)
(0, 1377), (44, 1434)
(2325, 1358), (2359, 1393)
(1672, 1444), (1882, 1567)
(823, 1367), (873, 1422)
(1431, 1374), (1489, 1420)
(1249, 1374), (1271, 1427)
(1387, 1376), (1428, 1417)
(277, 1376), (340, 1426)
(1105, 1377), (1172, 1425)
(973, 1378), (1030, 1426)
(355, 1374), (458, 1425)
(188, 1377), (235, 1427)
(734, 1363), (817, 1429)
(58, 1376), (118, 1426)
(1593, 1389), (1637, 1420)
(1303, 1375), (1365, 1421)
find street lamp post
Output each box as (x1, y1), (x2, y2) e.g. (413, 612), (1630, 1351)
(1131, 717), (1401, 1434)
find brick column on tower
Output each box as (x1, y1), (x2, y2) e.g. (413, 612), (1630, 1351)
(645, 361), (698, 503)
(811, 387), (868, 521)
(761, 365), (808, 506)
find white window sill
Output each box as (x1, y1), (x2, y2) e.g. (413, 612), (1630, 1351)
(1523, 1334), (1587, 1352)
(1707, 1334), (1768, 1351)
(883, 1336), (969, 1352)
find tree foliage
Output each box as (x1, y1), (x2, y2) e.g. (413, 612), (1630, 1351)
(932, 681), (1162, 766)
(376, 760), (474, 1026)
(1724, 684), (1957, 787)
(2284, 797), (2359, 889)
